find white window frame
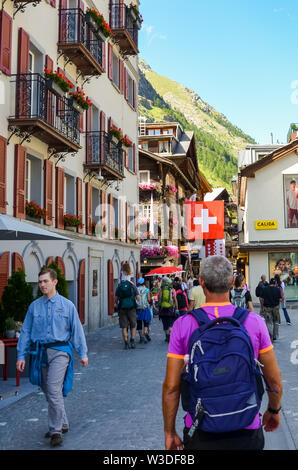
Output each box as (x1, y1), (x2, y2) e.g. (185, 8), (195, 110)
(139, 170), (150, 183)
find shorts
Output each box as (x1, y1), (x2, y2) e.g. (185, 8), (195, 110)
(183, 426), (264, 450)
(161, 316), (176, 331)
(118, 308), (137, 329)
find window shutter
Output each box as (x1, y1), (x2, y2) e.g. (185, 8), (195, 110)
(78, 258), (86, 323)
(125, 68), (129, 101)
(119, 0), (124, 28)
(76, 177), (83, 233)
(0, 251), (10, 302)
(108, 193), (114, 239)
(102, 40), (106, 73)
(119, 59), (124, 94)
(14, 144), (26, 219)
(17, 28), (30, 74)
(133, 143), (136, 173)
(56, 256), (66, 278)
(0, 10), (12, 76)
(133, 80), (136, 110)
(45, 55), (54, 126)
(12, 253), (25, 273)
(107, 259), (115, 316)
(85, 182), (92, 235)
(50, 0), (56, 7)
(108, 43), (113, 80)
(120, 199), (125, 242)
(0, 136), (7, 214)
(126, 201), (130, 242)
(100, 189), (107, 237)
(59, 0), (68, 42)
(44, 160), (53, 226)
(100, 111), (106, 164)
(55, 166), (65, 229)
(86, 105), (92, 163)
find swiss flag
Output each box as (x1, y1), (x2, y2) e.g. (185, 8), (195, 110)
(186, 201), (224, 240)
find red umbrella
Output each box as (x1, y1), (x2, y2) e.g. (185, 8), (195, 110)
(145, 267), (185, 276)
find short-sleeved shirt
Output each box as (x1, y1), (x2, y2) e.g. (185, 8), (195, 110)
(261, 286), (282, 308)
(229, 288), (252, 308)
(189, 285), (206, 309)
(167, 302), (273, 430)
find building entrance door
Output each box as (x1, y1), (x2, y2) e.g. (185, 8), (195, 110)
(88, 250), (104, 330)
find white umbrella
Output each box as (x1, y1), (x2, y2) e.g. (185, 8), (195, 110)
(0, 214), (71, 241)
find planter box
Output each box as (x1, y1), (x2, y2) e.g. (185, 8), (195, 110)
(69, 98), (85, 114)
(46, 79), (65, 98)
(26, 215), (41, 224)
(64, 225), (77, 232)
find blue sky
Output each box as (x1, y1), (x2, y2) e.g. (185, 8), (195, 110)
(139, 0), (298, 145)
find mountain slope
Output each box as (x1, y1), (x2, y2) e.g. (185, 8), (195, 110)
(138, 59), (255, 189)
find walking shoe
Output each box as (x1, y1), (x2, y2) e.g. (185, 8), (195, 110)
(130, 339), (136, 349)
(50, 434), (63, 447)
(45, 428), (68, 438)
(287, 322), (292, 326)
(124, 341), (130, 350)
(145, 334), (151, 342)
(142, 335), (148, 344)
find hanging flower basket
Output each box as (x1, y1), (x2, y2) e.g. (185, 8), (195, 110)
(130, 3), (143, 29)
(108, 125), (123, 143)
(69, 91), (93, 113)
(44, 69), (73, 97)
(85, 8), (113, 39)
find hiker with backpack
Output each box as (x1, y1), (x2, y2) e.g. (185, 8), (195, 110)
(115, 278), (140, 350)
(230, 273), (253, 311)
(173, 280), (189, 317)
(255, 275), (269, 314)
(158, 277), (179, 343)
(136, 278), (152, 344)
(162, 255), (283, 450)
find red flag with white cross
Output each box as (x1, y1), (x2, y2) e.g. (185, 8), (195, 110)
(186, 201), (224, 240)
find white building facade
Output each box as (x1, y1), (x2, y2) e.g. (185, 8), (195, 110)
(0, 0), (142, 330)
(238, 138), (298, 304)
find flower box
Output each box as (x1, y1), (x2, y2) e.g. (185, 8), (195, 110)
(69, 98), (85, 114)
(64, 225), (76, 232)
(26, 200), (47, 220)
(85, 9), (112, 39)
(85, 12), (99, 33)
(44, 69), (73, 96)
(46, 79), (65, 98)
(64, 213), (82, 228)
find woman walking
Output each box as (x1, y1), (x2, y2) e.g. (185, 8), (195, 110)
(274, 274), (292, 325)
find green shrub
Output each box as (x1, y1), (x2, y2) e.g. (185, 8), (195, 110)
(1, 269), (34, 324)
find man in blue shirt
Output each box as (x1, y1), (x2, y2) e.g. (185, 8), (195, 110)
(16, 268), (88, 447)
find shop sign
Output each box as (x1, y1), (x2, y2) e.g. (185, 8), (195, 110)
(255, 220), (278, 230)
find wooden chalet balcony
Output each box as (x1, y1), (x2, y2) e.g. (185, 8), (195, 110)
(84, 131), (125, 180)
(110, 1), (139, 56)
(58, 8), (105, 77)
(8, 73), (80, 153)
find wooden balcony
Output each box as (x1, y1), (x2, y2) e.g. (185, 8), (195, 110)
(110, 2), (139, 56)
(8, 74), (80, 153)
(58, 8), (105, 77)
(84, 131), (124, 180)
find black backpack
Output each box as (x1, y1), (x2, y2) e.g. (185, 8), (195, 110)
(176, 289), (187, 309)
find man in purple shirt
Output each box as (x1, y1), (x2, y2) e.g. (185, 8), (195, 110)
(162, 255), (283, 450)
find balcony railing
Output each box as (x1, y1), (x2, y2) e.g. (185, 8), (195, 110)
(85, 131), (124, 179)
(8, 73), (80, 152)
(110, 1), (139, 55)
(58, 8), (105, 76)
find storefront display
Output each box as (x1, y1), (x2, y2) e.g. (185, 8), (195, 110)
(269, 252), (298, 300)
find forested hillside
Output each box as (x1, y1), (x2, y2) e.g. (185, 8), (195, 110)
(138, 59), (255, 190)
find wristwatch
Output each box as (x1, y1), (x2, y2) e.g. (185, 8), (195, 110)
(267, 406), (281, 414)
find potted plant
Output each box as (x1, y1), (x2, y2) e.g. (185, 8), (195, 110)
(130, 3), (143, 28)
(44, 68), (74, 97)
(85, 8), (113, 40)
(26, 200), (48, 222)
(108, 125), (123, 144)
(4, 317), (16, 339)
(121, 136), (132, 148)
(1, 269), (33, 331)
(69, 90), (93, 113)
(64, 213), (82, 231)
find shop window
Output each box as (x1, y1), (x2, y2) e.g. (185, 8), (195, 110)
(269, 252), (298, 301)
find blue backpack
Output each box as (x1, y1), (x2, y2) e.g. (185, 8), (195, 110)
(184, 307), (265, 436)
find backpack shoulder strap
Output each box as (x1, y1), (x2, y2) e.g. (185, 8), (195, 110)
(189, 308), (211, 328)
(232, 306), (251, 325)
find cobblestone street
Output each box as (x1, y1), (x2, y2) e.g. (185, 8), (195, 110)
(0, 310), (298, 451)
